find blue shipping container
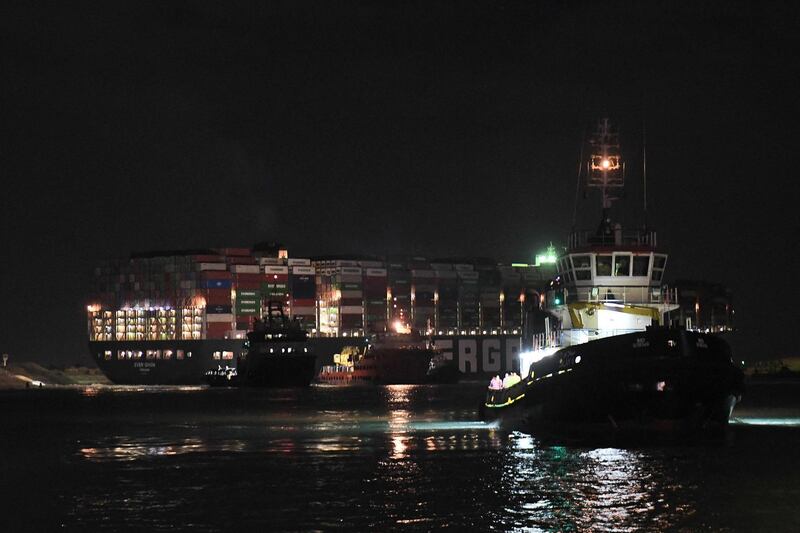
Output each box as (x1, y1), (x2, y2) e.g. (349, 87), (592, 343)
(201, 279), (233, 289)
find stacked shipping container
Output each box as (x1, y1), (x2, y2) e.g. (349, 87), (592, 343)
(89, 249), (556, 340)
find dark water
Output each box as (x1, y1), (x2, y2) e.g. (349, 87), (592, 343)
(2, 383), (800, 532)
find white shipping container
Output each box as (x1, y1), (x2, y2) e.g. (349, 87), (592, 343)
(358, 260), (384, 268)
(411, 270), (435, 278)
(291, 266), (316, 275)
(341, 290), (363, 298)
(435, 271), (458, 279)
(334, 260), (359, 267)
(259, 257), (282, 266)
(287, 258), (311, 266)
(198, 262), (228, 271)
(231, 264), (261, 274)
(339, 306), (363, 314)
(206, 313), (234, 323)
(454, 264), (474, 272)
(340, 267), (362, 275)
(458, 271), (479, 280)
(264, 266), (289, 275)
(366, 268), (387, 277)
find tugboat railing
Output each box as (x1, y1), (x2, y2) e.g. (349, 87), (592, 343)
(568, 229), (657, 249)
(561, 285), (678, 306)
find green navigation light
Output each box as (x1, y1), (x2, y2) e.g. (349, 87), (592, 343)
(535, 243), (558, 267)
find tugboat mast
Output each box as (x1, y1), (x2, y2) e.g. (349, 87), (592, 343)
(587, 117), (625, 238)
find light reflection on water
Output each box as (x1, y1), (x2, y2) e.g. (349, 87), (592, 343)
(4, 383), (800, 531)
(497, 435), (701, 532)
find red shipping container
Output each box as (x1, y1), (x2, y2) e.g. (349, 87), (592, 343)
(233, 273), (264, 283)
(234, 281), (261, 290)
(200, 271), (233, 280)
(227, 256), (257, 265)
(204, 288), (231, 305)
(291, 298), (316, 306)
(340, 298), (363, 307)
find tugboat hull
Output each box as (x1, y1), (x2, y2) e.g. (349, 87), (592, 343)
(483, 329), (744, 440)
(239, 353), (317, 387)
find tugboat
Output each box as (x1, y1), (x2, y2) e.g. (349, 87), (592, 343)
(317, 329), (436, 385)
(483, 327), (744, 438)
(205, 302), (317, 387)
(482, 118), (744, 438)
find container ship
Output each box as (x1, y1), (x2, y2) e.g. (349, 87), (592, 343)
(87, 243), (558, 384)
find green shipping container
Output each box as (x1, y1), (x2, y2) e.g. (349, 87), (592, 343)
(237, 290), (260, 299)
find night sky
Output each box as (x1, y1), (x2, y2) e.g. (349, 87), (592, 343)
(2, 1), (798, 364)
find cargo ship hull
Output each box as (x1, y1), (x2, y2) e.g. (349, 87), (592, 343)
(90, 334), (526, 385)
(90, 337), (363, 385)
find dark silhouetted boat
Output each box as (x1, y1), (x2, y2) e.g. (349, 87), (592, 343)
(205, 302), (316, 387)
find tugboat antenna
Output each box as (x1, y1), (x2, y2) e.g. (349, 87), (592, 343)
(572, 127), (586, 230)
(643, 118), (648, 230)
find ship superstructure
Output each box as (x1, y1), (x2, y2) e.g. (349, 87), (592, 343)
(532, 119), (679, 359)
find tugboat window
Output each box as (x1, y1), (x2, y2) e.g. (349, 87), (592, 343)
(613, 255), (631, 276)
(633, 256), (650, 276)
(571, 255), (592, 280)
(596, 255), (612, 276)
(571, 255), (591, 269)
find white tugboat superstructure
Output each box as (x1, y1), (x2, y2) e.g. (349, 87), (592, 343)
(522, 118), (679, 369)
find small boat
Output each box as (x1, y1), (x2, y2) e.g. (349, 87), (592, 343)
(317, 333), (435, 385)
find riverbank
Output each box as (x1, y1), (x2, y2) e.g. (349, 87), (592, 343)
(0, 362), (111, 389)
